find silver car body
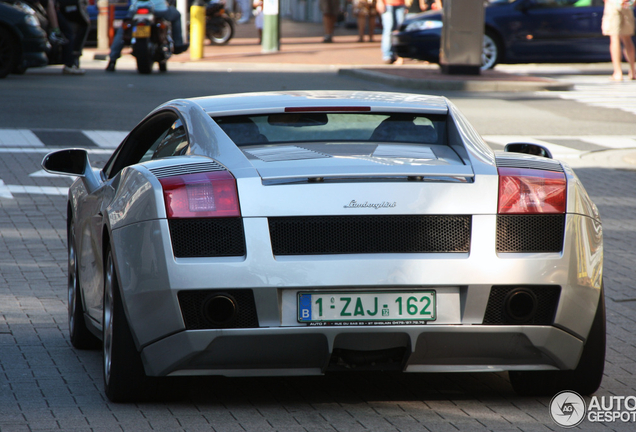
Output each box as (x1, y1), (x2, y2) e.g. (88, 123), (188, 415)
(55, 91), (603, 379)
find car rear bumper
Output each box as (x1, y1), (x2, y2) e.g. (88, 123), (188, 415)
(111, 211), (602, 377)
(141, 325), (582, 377)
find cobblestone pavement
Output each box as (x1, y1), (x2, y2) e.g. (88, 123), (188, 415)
(0, 148), (635, 431)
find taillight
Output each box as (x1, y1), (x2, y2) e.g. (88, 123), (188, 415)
(159, 171), (240, 218)
(498, 167), (566, 214)
(137, 7), (151, 14)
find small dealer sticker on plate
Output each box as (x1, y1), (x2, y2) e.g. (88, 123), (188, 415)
(298, 291), (436, 325)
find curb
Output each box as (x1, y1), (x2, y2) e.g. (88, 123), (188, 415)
(339, 68), (574, 92)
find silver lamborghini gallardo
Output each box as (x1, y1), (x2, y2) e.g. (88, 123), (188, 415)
(42, 91), (604, 402)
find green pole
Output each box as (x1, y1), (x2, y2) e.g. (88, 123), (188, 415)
(262, 0), (280, 52)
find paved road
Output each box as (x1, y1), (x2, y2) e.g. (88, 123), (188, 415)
(1, 56), (636, 430)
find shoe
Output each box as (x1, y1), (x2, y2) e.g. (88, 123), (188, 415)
(105, 60), (116, 72)
(173, 44), (189, 55)
(383, 57), (395, 64)
(323, 35), (333, 43)
(62, 65), (85, 75)
(357, 36), (364, 43)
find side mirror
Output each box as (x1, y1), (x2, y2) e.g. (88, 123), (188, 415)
(504, 143), (553, 159)
(42, 149), (88, 176)
(42, 149), (101, 193)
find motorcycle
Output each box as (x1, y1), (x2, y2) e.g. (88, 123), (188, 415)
(121, 1), (173, 73)
(205, 0), (234, 45)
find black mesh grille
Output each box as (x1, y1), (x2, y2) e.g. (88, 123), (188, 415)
(269, 215), (471, 255)
(496, 215), (564, 253)
(483, 286), (561, 325)
(178, 289), (259, 329)
(169, 218), (246, 258)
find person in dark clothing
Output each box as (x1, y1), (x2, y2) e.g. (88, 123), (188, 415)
(56, 0), (90, 74)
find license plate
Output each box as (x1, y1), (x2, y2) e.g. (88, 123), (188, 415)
(298, 291), (436, 324)
(133, 25), (151, 38)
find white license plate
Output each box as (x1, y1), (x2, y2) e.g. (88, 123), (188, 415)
(298, 291), (436, 324)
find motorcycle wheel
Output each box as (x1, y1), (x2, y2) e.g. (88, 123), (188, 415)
(134, 38), (154, 74)
(207, 17), (234, 45)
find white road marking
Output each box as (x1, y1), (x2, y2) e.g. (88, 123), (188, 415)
(0, 129), (44, 147)
(82, 130), (126, 148)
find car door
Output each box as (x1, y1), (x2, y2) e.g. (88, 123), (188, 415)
(80, 111), (187, 324)
(503, 0), (605, 62)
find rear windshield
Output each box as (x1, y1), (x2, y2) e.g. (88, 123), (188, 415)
(212, 113), (447, 146)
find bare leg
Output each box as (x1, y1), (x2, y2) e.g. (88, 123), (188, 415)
(357, 15), (366, 42)
(610, 35), (624, 80)
(368, 15), (376, 42)
(621, 34), (636, 79)
(323, 14), (336, 41)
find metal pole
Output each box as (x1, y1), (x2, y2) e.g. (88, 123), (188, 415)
(261, 0), (279, 53)
(177, 0), (188, 45)
(190, 2), (206, 59)
(97, 0), (110, 50)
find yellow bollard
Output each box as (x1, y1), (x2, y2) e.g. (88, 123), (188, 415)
(190, 5), (206, 60)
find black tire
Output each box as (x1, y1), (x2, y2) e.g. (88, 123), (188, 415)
(481, 31), (501, 70)
(159, 60), (167, 72)
(0, 27), (18, 79)
(207, 18), (234, 45)
(68, 216), (100, 349)
(509, 288), (606, 396)
(103, 247), (148, 402)
(134, 38), (153, 74)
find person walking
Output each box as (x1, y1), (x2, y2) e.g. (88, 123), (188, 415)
(57, 0), (90, 74)
(602, 0), (636, 80)
(376, 0), (406, 63)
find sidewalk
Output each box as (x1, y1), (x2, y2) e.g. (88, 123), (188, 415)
(89, 18), (571, 92)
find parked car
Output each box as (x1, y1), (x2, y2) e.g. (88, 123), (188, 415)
(0, 1), (49, 77)
(393, 0), (622, 69)
(42, 91), (604, 402)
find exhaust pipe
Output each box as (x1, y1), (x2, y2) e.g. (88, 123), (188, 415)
(504, 288), (538, 323)
(202, 294), (238, 326)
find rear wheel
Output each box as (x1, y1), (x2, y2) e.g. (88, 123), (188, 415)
(481, 32), (501, 70)
(0, 27), (18, 79)
(68, 217), (100, 349)
(207, 18), (234, 45)
(509, 288), (606, 396)
(103, 247), (147, 402)
(134, 38), (153, 74)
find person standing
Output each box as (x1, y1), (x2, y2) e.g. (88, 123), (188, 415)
(602, 0), (636, 80)
(376, 0), (406, 63)
(320, 0), (340, 42)
(354, 0), (377, 42)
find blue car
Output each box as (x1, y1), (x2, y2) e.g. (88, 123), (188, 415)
(393, 0), (629, 69)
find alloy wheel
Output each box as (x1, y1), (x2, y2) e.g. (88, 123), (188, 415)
(103, 254), (114, 386)
(481, 34), (498, 70)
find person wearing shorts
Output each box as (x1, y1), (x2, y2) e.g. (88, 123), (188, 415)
(602, 0), (636, 80)
(320, 0), (340, 42)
